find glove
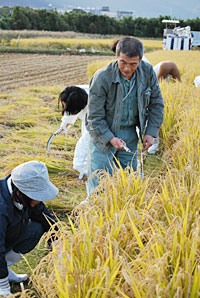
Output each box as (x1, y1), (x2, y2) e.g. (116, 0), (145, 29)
(147, 137), (159, 154)
(0, 277), (12, 297)
(60, 112), (77, 132)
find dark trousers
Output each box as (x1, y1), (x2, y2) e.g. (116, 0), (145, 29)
(12, 221), (44, 254)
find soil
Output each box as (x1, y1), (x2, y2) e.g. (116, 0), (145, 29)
(0, 53), (109, 92)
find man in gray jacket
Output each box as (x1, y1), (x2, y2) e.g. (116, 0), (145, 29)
(86, 36), (164, 196)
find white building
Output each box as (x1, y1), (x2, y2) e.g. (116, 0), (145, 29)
(100, 6), (135, 20)
(58, 6), (135, 20)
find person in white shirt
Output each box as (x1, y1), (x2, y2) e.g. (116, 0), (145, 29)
(153, 61), (181, 82)
(148, 61), (181, 154)
(194, 76), (200, 87)
(58, 85), (89, 180)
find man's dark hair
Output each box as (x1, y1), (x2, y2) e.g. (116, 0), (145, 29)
(58, 86), (88, 115)
(116, 36), (144, 59)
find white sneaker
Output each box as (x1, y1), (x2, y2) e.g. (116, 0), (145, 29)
(8, 268), (28, 283)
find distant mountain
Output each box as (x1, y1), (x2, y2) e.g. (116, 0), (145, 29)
(0, 0), (52, 9)
(0, 0), (200, 20)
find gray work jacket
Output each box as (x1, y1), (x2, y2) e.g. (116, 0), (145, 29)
(86, 60), (164, 153)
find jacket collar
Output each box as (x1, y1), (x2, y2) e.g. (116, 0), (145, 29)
(0, 175), (24, 210)
(110, 61), (122, 84)
(135, 60), (147, 87)
(0, 175), (11, 200)
(7, 176), (12, 194)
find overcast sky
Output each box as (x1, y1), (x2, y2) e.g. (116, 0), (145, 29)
(64, 0), (200, 19)
(1, 0), (200, 20)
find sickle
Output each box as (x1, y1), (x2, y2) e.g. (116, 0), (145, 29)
(122, 145), (151, 157)
(46, 127), (63, 152)
(46, 125), (72, 152)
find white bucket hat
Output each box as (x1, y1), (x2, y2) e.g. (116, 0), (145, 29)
(11, 161), (58, 201)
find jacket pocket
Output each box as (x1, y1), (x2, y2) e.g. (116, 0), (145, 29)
(143, 87), (151, 107)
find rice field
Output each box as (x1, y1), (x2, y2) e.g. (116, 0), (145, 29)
(8, 38), (114, 51)
(1, 36), (162, 53)
(88, 50), (200, 83)
(0, 49), (200, 297)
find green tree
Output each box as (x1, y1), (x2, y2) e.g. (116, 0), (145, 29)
(119, 17), (135, 35)
(0, 7), (12, 29)
(10, 6), (30, 30)
(0, 6), (200, 38)
(185, 17), (200, 31)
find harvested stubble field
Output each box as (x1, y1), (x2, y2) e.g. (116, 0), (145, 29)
(0, 53), (109, 92)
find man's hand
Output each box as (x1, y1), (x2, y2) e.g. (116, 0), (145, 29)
(142, 135), (154, 152)
(110, 137), (126, 150)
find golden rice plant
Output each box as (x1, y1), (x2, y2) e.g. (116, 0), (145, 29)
(140, 38), (162, 50)
(23, 163), (200, 297)
(87, 59), (114, 79)
(9, 38), (114, 51)
(7, 37), (162, 53)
